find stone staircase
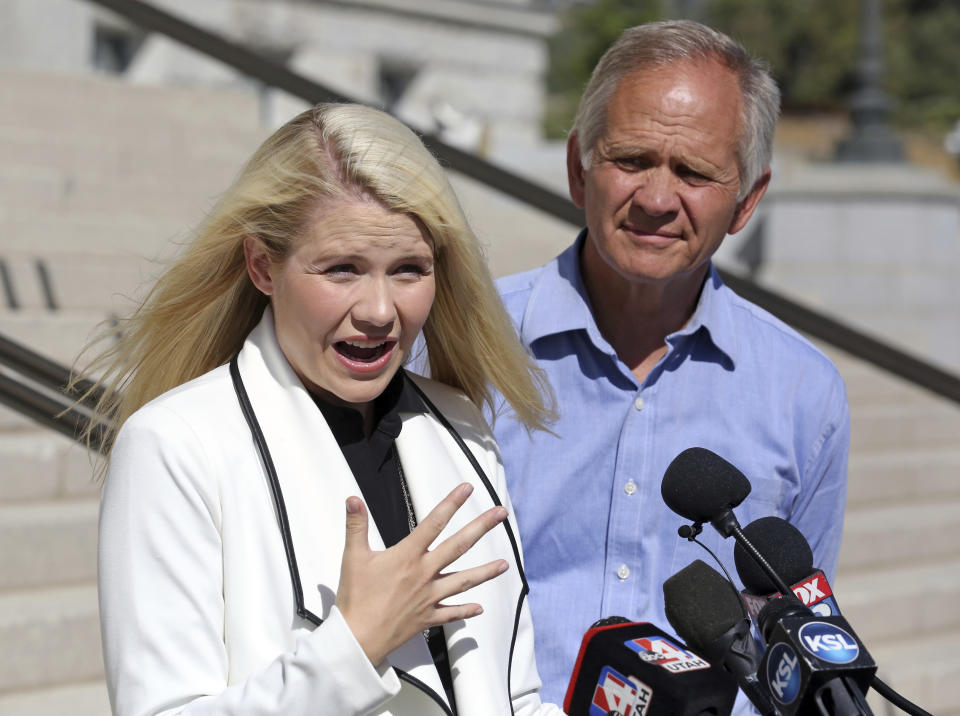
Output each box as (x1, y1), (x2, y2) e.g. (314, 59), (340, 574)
(1, 68), (958, 715)
(824, 348), (960, 716)
(0, 68), (267, 716)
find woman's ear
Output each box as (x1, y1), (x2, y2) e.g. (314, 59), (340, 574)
(243, 235), (275, 296)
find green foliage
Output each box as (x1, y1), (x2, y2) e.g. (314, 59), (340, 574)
(886, 0), (960, 130)
(544, 0), (960, 136)
(703, 0), (859, 112)
(544, 0), (663, 137)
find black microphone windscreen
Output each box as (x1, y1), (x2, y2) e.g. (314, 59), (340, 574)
(663, 559), (744, 652)
(661, 447), (751, 523)
(734, 516), (814, 594)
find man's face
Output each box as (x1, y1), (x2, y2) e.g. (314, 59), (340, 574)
(569, 59), (768, 290)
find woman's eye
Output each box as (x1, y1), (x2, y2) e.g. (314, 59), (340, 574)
(323, 264), (357, 277)
(395, 263), (432, 278)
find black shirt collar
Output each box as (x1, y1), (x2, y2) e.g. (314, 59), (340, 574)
(312, 368), (427, 445)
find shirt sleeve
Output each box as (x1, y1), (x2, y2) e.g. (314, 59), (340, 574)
(98, 406), (402, 716)
(788, 372), (851, 583)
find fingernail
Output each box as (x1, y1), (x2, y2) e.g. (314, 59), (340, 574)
(458, 483), (473, 498)
(346, 497), (361, 514)
(473, 606), (484, 616)
(495, 507), (508, 521)
(497, 561), (509, 574)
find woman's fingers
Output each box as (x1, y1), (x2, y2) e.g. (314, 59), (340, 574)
(415, 560), (510, 627)
(427, 503), (508, 569)
(342, 496), (370, 555)
(409, 482), (474, 549)
(335, 485), (512, 665)
(433, 559), (510, 606)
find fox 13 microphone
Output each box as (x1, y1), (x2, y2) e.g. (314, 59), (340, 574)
(563, 617), (738, 716)
(733, 517), (841, 621)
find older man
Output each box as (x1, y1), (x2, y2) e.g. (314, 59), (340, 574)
(492, 20), (849, 708)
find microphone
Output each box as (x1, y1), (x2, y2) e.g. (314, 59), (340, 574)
(563, 617), (738, 716)
(663, 560), (781, 716)
(756, 597), (876, 715)
(735, 517), (841, 619)
(661, 448), (794, 598)
(661, 447), (751, 535)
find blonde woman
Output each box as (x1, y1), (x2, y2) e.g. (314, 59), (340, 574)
(83, 103), (562, 716)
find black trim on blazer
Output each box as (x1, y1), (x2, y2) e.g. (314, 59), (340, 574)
(229, 356), (322, 627)
(507, 592), (526, 716)
(397, 671), (454, 716)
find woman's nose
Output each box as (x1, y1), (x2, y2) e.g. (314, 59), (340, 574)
(352, 278), (396, 329)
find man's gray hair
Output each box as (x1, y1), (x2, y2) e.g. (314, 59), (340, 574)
(572, 20), (780, 199)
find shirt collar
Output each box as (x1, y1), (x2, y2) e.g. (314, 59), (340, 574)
(520, 229), (607, 349)
(520, 230), (739, 368)
(665, 264), (740, 368)
(312, 368), (427, 444)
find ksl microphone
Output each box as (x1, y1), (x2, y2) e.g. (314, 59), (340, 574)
(735, 517), (842, 619)
(756, 597), (876, 715)
(663, 560), (781, 716)
(738, 519), (933, 716)
(563, 617), (738, 716)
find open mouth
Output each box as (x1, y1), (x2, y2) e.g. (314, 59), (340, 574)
(335, 340), (391, 363)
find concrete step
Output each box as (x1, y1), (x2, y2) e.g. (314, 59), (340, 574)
(834, 557), (960, 642)
(0, 680), (108, 716)
(0, 206), (193, 256)
(848, 399), (960, 451)
(0, 585), (102, 693)
(0, 500), (98, 590)
(0, 432), (99, 503)
(820, 342), (960, 405)
(846, 447), (960, 506)
(0, 255), (155, 313)
(0, 160), (242, 221)
(0, 69), (261, 136)
(866, 631), (960, 716)
(0, 124), (262, 184)
(839, 498), (960, 571)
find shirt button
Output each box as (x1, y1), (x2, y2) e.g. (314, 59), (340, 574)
(634, 396), (645, 411)
(624, 481), (637, 495)
(617, 564), (630, 580)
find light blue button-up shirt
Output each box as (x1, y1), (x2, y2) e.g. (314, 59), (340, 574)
(491, 234), (849, 708)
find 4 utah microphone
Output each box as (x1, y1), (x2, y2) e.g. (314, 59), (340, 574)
(563, 446), (931, 716)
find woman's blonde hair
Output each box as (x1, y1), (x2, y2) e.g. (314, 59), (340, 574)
(75, 103), (554, 465)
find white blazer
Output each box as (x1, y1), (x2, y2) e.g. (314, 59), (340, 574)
(99, 309), (564, 716)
